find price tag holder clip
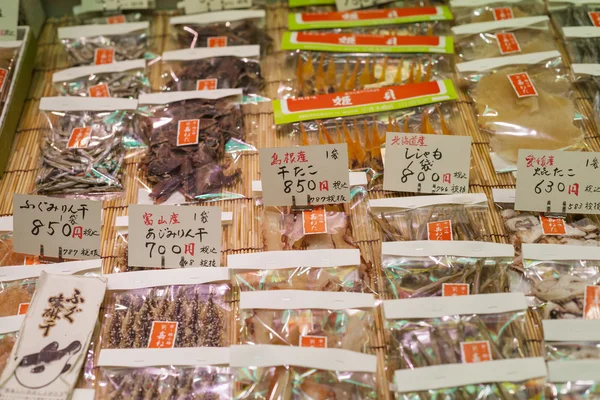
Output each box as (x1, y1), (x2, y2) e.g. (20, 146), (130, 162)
(546, 200), (567, 214)
(291, 195), (313, 214)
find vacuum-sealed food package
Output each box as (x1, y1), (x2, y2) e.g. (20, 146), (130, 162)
(381, 241), (514, 299)
(549, 0), (600, 27)
(458, 51), (586, 172)
(0, 315), (23, 376)
(544, 319), (600, 360)
(564, 26), (600, 63)
(450, 0), (546, 25)
(52, 59), (150, 99)
(520, 244), (600, 319)
(58, 22), (150, 66)
(453, 16), (557, 62)
(232, 345), (378, 399)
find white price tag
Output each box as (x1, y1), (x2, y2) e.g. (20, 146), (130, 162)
(336, 0), (375, 11)
(0, 0), (19, 41)
(128, 205), (222, 268)
(259, 144), (351, 206)
(383, 133), (472, 194)
(515, 149), (600, 214)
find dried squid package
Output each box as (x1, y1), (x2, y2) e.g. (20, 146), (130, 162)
(101, 268), (231, 349)
(564, 27), (600, 64)
(381, 241), (514, 299)
(450, 0), (546, 25)
(520, 244), (600, 319)
(0, 315), (24, 377)
(458, 51), (586, 172)
(232, 345), (378, 399)
(544, 319), (600, 360)
(453, 16), (557, 62)
(58, 22), (150, 66)
(549, 0), (600, 27)
(52, 59), (150, 99)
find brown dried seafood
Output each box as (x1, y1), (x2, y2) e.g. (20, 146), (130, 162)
(0, 279), (36, 317)
(453, 0), (546, 25)
(54, 65), (150, 99)
(547, 341), (600, 361)
(0, 334), (16, 377)
(330, 21), (451, 36)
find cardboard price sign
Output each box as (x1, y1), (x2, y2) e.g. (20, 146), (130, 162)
(128, 205), (222, 268)
(0, 0), (18, 41)
(515, 149), (600, 214)
(13, 194), (102, 260)
(383, 133), (471, 194)
(259, 144), (350, 206)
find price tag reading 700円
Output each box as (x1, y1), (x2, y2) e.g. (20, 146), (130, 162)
(515, 149), (600, 214)
(259, 144), (350, 206)
(128, 205), (222, 268)
(383, 133), (472, 194)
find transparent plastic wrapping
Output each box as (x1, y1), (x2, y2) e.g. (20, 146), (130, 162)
(0, 278), (36, 317)
(451, 0), (546, 25)
(77, 12), (146, 25)
(0, 331), (17, 377)
(0, 43), (20, 114)
(564, 28), (600, 64)
(546, 340), (600, 360)
(549, 1), (600, 27)
(573, 64), (600, 129)
(547, 381), (600, 399)
(325, 21), (452, 36)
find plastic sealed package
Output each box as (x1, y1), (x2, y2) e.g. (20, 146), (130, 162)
(329, 21), (452, 36)
(450, 0), (546, 25)
(458, 51), (586, 172)
(0, 40), (21, 113)
(77, 12), (147, 25)
(0, 315), (23, 377)
(544, 319), (600, 361)
(549, 0), (600, 27)
(573, 63), (600, 130)
(564, 27), (600, 64)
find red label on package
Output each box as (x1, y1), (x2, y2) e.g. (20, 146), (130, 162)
(584, 286), (600, 319)
(496, 32), (521, 55)
(0, 68), (7, 92)
(24, 256), (39, 265)
(461, 341), (492, 363)
(507, 72), (538, 98)
(17, 303), (29, 315)
(148, 321), (178, 348)
(492, 7), (514, 20)
(67, 127), (92, 149)
(589, 11), (600, 27)
(107, 15), (127, 24)
(293, 31), (441, 47)
(88, 83), (111, 98)
(196, 79), (218, 91)
(300, 335), (327, 348)
(427, 220), (453, 241)
(302, 206), (328, 235)
(298, 7), (438, 23)
(207, 36), (228, 47)
(442, 283), (469, 297)
(177, 119), (200, 146)
(94, 48), (115, 65)
(540, 216), (567, 235)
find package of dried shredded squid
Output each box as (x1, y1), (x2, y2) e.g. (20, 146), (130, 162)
(100, 268), (231, 349)
(450, 0), (546, 25)
(58, 22), (150, 66)
(457, 51), (586, 173)
(564, 26), (600, 64)
(546, 354), (600, 398)
(52, 59), (150, 99)
(520, 244), (600, 320)
(0, 315), (24, 377)
(549, 0), (600, 27)
(232, 344), (378, 399)
(544, 319), (600, 360)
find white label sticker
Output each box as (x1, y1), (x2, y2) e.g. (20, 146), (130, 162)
(336, 0), (376, 12)
(0, 0), (19, 41)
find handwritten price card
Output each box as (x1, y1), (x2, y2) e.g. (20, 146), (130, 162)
(384, 133), (471, 194)
(515, 149), (600, 214)
(0, 0), (18, 41)
(13, 194), (102, 259)
(128, 205), (222, 268)
(259, 144), (350, 206)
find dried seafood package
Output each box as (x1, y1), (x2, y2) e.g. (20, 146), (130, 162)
(278, 31), (454, 99)
(520, 244), (600, 320)
(450, 0), (546, 25)
(549, 0), (600, 27)
(38, 97), (137, 196)
(52, 59), (150, 99)
(544, 319), (600, 360)
(0, 315), (23, 377)
(564, 27), (600, 64)
(0, 40), (21, 113)
(97, 347), (233, 399)
(232, 345), (378, 399)
(458, 51), (586, 172)
(238, 290), (376, 352)
(453, 16), (557, 62)
(329, 21), (452, 36)
(101, 268), (231, 349)
(58, 22), (150, 66)
(381, 241), (514, 299)
(369, 193), (492, 242)
(76, 12), (147, 25)
(0, 217), (35, 267)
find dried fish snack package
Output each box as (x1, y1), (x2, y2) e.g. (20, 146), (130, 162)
(169, 11), (273, 55)
(278, 31), (454, 99)
(544, 319), (600, 360)
(546, 356), (600, 398)
(232, 344), (378, 399)
(238, 290), (376, 352)
(520, 244), (600, 320)
(0, 315), (24, 377)
(564, 27), (600, 64)
(52, 59), (150, 99)
(381, 241), (514, 299)
(97, 347), (233, 399)
(549, 0), (600, 27)
(230, 249), (373, 292)
(100, 268), (232, 349)
(450, 0), (546, 25)
(138, 90), (253, 204)
(38, 97), (137, 196)
(368, 193), (492, 242)
(457, 51), (586, 172)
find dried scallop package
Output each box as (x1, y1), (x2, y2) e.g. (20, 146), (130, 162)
(544, 319), (600, 361)
(564, 26), (600, 64)
(549, 0), (600, 27)
(450, 0), (546, 25)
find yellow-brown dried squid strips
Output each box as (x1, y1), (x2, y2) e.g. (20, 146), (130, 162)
(450, 0), (546, 25)
(549, 0), (600, 27)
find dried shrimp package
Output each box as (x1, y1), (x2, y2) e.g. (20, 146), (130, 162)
(453, 16), (557, 62)
(450, 0), (546, 25)
(37, 97), (137, 196)
(549, 0), (600, 27)
(564, 27), (600, 64)
(101, 268), (231, 349)
(369, 193), (492, 242)
(520, 244), (600, 320)
(52, 59), (150, 99)
(0, 315), (23, 377)
(58, 22), (150, 66)
(544, 319), (600, 360)
(232, 345), (378, 399)
(458, 51), (586, 171)
(381, 241), (514, 299)
(138, 90), (252, 204)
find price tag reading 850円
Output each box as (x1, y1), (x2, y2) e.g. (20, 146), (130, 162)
(259, 144), (350, 206)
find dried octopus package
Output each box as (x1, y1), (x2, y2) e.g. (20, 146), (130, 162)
(450, 0), (546, 25)
(138, 90), (252, 204)
(457, 51), (586, 171)
(548, 0), (600, 27)
(0, 315), (23, 377)
(238, 289), (376, 352)
(232, 345), (378, 399)
(52, 59), (150, 99)
(96, 347), (233, 399)
(544, 319), (600, 361)
(381, 241), (514, 299)
(564, 27), (600, 64)
(58, 22), (150, 66)
(169, 11), (273, 55)
(37, 97), (136, 196)
(160, 45), (264, 97)
(520, 244), (600, 320)
(101, 268), (231, 349)
(278, 31), (454, 99)
(453, 16), (558, 62)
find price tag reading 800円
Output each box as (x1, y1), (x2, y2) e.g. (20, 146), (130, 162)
(515, 149), (600, 214)
(259, 144), (350, 207)
(336, 0), (375, 12)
